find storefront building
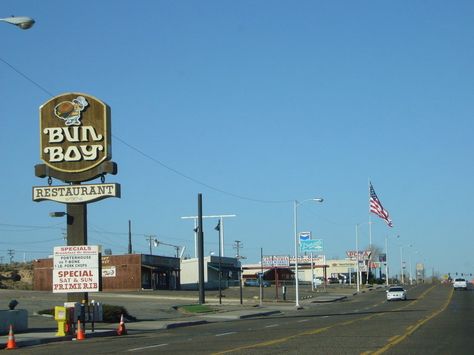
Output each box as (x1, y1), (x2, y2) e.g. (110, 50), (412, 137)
(34, 254), (180, 291)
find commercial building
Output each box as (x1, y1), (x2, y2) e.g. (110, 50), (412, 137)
(180, 256), (241, 290)
(33, 254), (180, 291)
(241, 257), (357, 285)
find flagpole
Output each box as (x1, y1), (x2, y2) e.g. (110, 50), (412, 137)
(367, 180), (372, 285)
(368, 180), (372, 247)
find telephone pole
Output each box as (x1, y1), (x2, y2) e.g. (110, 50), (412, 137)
(233, 240), (246, 305)
(233, 240), (245, 260)
(128, 220), (132, 254)
(7, 249), (15, 263)
(145, 235), (156, 255)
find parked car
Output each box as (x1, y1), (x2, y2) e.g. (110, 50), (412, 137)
(327, 277), (339, 284)
(453, 278), (468, 290)
(313, 277), (324, 286)
(244, 278), (271, 287)
(386, 286), (407, 301)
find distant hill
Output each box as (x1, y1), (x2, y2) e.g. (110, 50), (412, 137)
(0, 263), (33, 290)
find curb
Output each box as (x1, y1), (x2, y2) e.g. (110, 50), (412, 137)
(165, 320), (209, 329)
(238, 310), (281, 319)
(311, 296), (347, 303)
(1, 329), (117, 350)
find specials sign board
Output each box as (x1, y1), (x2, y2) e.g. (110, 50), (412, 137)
(39, 93), (111, 174)
(52, 245), (101, 293)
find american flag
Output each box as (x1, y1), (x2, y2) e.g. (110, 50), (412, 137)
(369, 183), (393, 227)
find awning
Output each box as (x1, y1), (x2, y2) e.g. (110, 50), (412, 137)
(142, 264), (179, 271)
(208, 263), (241, 273)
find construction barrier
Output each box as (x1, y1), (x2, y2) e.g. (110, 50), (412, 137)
(6, 325), (17, 350)
(76, 319), (85, 341)
(117, 314), (127, 336)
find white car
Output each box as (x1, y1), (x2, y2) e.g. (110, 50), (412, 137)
(386, 286), (407, 301)
(453, 278), (468, 290)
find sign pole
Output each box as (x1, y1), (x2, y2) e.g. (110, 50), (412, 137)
(66, 201), (88, 303)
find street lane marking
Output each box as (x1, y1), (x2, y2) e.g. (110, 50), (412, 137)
(128, 343), (168, 351)
(370, 287), (454, 354)
(297, 319), (309, 322)
(265, 324), (279, 328)
(216, 332), (237, 337)
(388, 335), (399, 342)
(212, 285), (441, 355)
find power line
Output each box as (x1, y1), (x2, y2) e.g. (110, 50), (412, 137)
(113, 135), (292, 204)
(0, 56), (54, 96)
(0, 55), (293, 205)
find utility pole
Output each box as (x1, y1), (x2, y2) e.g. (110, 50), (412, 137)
(145, 235), (156, 255)
(233, 240), (246, 305)
(233, 240), (244, 259)
(7, 249), (15, 264)
(197, 193), (205, 304)
(128, 220), (132, 254)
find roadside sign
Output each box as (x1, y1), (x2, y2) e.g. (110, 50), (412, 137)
(298, 232), (311, 243)
(262, 255), (290, 267)
(300, 239), (323, 252)
(52, 245), (101, 293)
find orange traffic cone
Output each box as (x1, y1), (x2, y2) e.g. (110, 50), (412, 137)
(76, 319), (86, 340)
(117, 314), (127, 336)
(6, 325), (17, 350)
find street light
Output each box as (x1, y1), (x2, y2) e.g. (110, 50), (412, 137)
(0, 16), (35, 30)
(294, 197), (324, 309)
(49, 212), (66, 218)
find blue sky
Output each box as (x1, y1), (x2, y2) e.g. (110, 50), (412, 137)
(1, 1), (473, 279)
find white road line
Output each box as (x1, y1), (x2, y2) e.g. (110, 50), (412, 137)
(128, 343), (168, 352)
(216, 332), (237, 337)
(322, 316), (329, 318)
(297, 319), (309, 323)
(265, 324), (279, 328)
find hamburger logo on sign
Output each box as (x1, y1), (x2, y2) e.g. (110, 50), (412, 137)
(40, 93), (111, 174)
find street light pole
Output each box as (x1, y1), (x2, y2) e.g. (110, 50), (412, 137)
(294, 198), (323, 309)
(293, 201), (300, 308)
(400, 245), (404, 285)
(355, 224), (360, 293)
(407, 244), (413, 285)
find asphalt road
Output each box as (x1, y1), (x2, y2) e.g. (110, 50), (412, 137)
(14, 283), (473, 354)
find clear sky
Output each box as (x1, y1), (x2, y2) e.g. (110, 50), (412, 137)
(1, 1), (473, 279)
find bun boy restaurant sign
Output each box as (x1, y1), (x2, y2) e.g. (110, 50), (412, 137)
(34, 92), (120, 301)
(34, 92), (120, 202)
(40, 94), (109, 173)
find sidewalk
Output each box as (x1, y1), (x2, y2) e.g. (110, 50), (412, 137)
(0, 287), (361, 349)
